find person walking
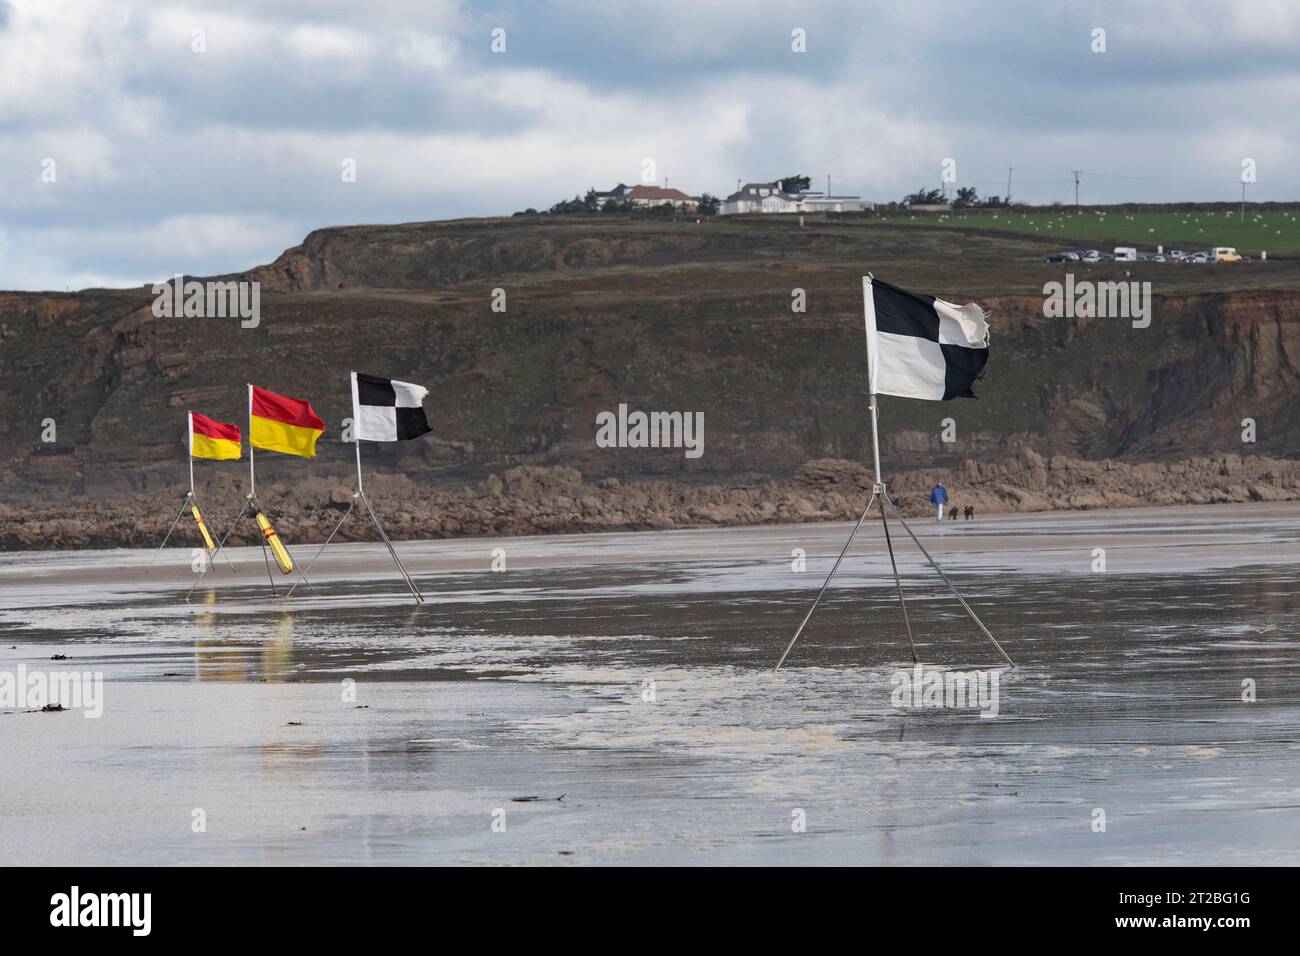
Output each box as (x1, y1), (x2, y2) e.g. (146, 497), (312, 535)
(930, 482), (948, 522)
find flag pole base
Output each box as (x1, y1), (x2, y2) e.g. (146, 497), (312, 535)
(186, 493), (316, 603)
(287, 489), (424, 605)
(147, 492), (194, 572)
(773, 480), (1014, 672)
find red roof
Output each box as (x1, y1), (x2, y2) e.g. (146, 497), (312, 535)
(626, 185), (694, 202)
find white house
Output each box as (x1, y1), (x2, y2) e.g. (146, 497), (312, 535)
(719, 182), (866, 215)
(719, 182), (799, 215)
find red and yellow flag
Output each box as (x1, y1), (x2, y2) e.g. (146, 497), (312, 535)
(249, 385), (325, 458)
(190, 412), (242, 460)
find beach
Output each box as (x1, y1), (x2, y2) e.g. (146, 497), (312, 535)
(3, 502), (1299, 865)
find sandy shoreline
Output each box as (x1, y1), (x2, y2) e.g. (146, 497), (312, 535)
(3, 451), (1299, 554)
(5, 500), (1299, 604)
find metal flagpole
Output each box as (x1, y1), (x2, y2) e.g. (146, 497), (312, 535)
(879, 505), (917, 663)
(186, 411), (236, 573)
(288, 371), (422, 604)
(864, 275), (884, 485)
(865, 287), (918, 665)
(774, 274), (1014, 671)
(351, 369), (419, 601)
(247, 384), (276, 596)
(774, 276), (887, 672)
(248, 384), (255, 499)
(352, 371), (364, 497)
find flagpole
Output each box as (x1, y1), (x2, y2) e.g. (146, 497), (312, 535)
(775, 274), (1014, 671)
(351, 371), (364, 495)
(288, 370), (422, 604)
(863, 275), (884, 485)
(187, 412), (195, 495)
(247, 383), (255, 498)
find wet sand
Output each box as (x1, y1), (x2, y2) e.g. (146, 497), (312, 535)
(3, 502), (1299, 865)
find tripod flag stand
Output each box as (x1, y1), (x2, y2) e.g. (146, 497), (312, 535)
(289, 371), (432, 604)
(148, 411), (240, 575)
(774, 275), (1016, 672)
(187, 385), (323, 602)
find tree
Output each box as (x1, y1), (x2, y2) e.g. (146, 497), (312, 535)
(778, 174), (811, 194)
(697, 193), (720, 216)
(903, 187), (945, 206)
(952, 186), (979, 208)
(547, 194), (586, 214)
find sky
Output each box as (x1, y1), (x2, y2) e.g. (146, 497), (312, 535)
(1, 0), (1298, 291)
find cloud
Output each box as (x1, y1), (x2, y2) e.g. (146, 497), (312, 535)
(1, 0), (1297, 291)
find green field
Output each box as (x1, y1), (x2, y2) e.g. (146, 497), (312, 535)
(883, 207), (1300, 256)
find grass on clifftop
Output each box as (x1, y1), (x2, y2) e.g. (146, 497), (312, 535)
(884, 206), (1300, 255)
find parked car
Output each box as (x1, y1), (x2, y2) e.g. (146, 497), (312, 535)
(1169, 250), (1186, 260)
(1046, 251), (1079, 263)
(1186, 252), (1209, 263)
(1152, 255), (1166, 262)
(1081, 250), (1101, 263)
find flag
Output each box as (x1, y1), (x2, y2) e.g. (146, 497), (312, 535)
(189, 412), (241, 460)
(863, 276), (989, 400)
(249, 385), (325, 458)
(351, 372), (432, 442)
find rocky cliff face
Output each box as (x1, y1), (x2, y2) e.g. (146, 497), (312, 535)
(1, 216), (1297, 509)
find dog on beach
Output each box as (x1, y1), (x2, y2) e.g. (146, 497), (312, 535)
(964, 505), (975, 520)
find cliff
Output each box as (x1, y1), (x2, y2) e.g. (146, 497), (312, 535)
(1, 215), (1298, 547)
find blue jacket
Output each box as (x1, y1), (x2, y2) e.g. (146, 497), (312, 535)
(930, 485), (948, 504)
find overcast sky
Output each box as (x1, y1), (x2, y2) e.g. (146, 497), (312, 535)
(2, 0), (1298, 291)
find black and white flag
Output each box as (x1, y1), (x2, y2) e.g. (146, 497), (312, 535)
(863, 276), (989, 400)
(351, 371), (432, 442)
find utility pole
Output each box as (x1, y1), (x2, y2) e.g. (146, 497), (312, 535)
(1241, 181), (1247, 223)
(1006, 166), (1014, 204)
(827, 173), (831, 197)
(1071, 170), (1083, 208)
